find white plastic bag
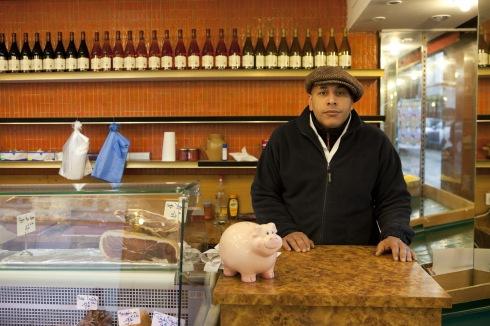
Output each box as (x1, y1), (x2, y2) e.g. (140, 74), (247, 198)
(59, 121), (92, 180)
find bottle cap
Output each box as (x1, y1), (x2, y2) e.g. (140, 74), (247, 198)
(229, 194), (238, 199)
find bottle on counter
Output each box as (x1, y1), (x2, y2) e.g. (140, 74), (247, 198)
(326, 28), (338, 67)
(289, 28), (301, 69)
(314, 28), (326, 68)
(77, 31), (90, 71)
(215, 28), (227, 70)
(201, 28), (214, 70)
(124, 31), (136, 71)
(8, 32), (21, 72)
(254, 29), (266, 69)
(187, 28), (200, 70)
(228, 28), (241, 69)
(161, 29), (173, 70)
(215, 176), (228, 224)
(90, 31), (103, 71)
(54, 32), (66, 71)
(32, 33), (44, 72)
(221, 143), (228, 161)
(478, 27), (488, 68)
(265, 28), (278, 69)
(227, 194), (239, 219)
(66, 32), (78, 71)
(112, 31), (124, 71)
(302, 28), (314, 69)
(149, 30), (161, 70)
(242, 28), (254, 69)
(20, 33), (32, 73)
(135, 30), (148, 70)
(0, 33), (8, 73)
(338, 28), (352, 69)
(174, 29), (186, 70)
(101, 31), (113, 71)
(42, 32), (55, 72)
(277, 28), (289, 69)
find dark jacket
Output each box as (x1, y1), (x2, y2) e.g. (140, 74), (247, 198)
(251, 107), (414, 245)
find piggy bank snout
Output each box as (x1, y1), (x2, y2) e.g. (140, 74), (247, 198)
(264, 234), (282, 250)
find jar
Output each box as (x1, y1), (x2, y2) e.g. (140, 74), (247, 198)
(227, 194), (239, 219)
(205, 134), (225, 161)
(187, 148), (200, 161)
(178, 148), (189, 161)
(203, 200), (214, 220)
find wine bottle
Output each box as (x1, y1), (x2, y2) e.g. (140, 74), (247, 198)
(112, 31), (124, 71)
(124, 31), (136, 71)
(242, 28), (254, 69)
(101, 31), (113, 71)
(8, 32), (21, 72)
(20, 33), (33, 73)
(338, 28), (352, 69)
(77, 31), (90, 71)
(254, 29), (266, 69)
(0, 33), (9, 73)
(174, 29), (186, 70)
(90, 32), (103, 71)
(326, 28), (338, 67)
(66, 32), (78, 71)
(228, 28), (241, 69)
(32, 32), (44, 72)
(265, 29), (278, 69)
(188, 28), (200, 70)
(314, 28), (326, 68)
(148, 30), (161, 70)
(289, 28), (301, 69)
(201, 28), (214, 70)
(136, 30), (148, 70)
(161, 29), (173, 70)
(215, 28), (227, 70)
(43, 32), (55, 72)
(302, 28), (314, 69)
(54, 32), (66, 72)
(277, 28), (289, 69)
(479, 27), (489, 68)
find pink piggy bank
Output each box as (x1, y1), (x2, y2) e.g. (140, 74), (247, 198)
(219, 221), (282, 283)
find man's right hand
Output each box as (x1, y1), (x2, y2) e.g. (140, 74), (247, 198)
(282, 232), (315, 252)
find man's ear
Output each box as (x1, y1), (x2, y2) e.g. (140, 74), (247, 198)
(308, 95), (313, 110)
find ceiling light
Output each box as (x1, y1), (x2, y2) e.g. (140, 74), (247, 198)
(372, 16), (387, 22)
(401, 37), (413, 43)
(431, 14), (451, 22)
(447, 0), (476, 13)
(386, 0), (403, 5)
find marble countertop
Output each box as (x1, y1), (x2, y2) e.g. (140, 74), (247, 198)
(213, 246), (452, 309)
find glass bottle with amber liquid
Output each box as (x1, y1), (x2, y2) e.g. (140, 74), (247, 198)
(90, 32), (103, 71)
(136, 30), (148, 70)
(112, 31), (124, 71)
(277, 28), (289, 69)
(265, 29), (278, 69)
(54, 32), (66, 72)
(338, 28), (352, 69)
(201, 28), (214, 69)
(124, 31), (136, 71)
(228, 28), (241, 69)
(302, 28), (314, 69)
(161, 29), (173, 70)
(174, 29), (186, 70)
(20, 33), (32, 73)
(289, 28), (301, 69)
(0, 33), (8, 73)
(314, 28), (326, 68)
(66, 32), (78, 71)
(242, 28), (254, 69)
(77, 31), (90, 71)
(187, 28), (200, 70)
(215, 28), (227, 70)
(254, 29), (266, 69)
(42, 32), (55, 72)
(32, 33), (44, 72)
(227, 194), (239, 219)
(326, 28), (338, 67)
(479, 27), (489, 68)
(148, 30), (161, 70)
(215, 176), (228, 224)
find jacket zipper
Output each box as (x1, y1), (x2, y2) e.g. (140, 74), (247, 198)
(322, 161), (331, 243)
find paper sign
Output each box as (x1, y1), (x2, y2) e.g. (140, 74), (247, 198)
(117, 308), (141, 326)
(151, 311), (185, 326)
(163, 201), (182, 220)
(76, 295), (99, 310)
(16, 212), (35, 236)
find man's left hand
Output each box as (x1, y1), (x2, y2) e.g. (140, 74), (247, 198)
(375, 236), (416, 262)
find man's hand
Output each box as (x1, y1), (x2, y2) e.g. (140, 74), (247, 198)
(375, 236), (416, 262)
(282, 232), (315, 252)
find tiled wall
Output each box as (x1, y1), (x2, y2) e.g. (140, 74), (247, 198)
(0, 0), (379, 159)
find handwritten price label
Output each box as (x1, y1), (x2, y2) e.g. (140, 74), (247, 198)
(16, 212), (35, 236)
(76, 295), (99, 310)
(117, 308), (141, 326)
(151, 311), (185, 326)
(163, 201), (182, 220)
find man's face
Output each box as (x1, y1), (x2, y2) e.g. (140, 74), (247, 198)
(308, 84), (354, 128)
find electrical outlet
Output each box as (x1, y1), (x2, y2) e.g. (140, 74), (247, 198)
(486, 193), (490, 206)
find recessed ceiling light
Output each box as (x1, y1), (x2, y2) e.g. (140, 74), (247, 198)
(372, 16), (387, 22)
(431, 14), (451, 22)
(401, 37), (413, 43)
(386, 0), (403, 5)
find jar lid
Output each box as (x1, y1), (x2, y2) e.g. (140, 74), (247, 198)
(229, 194), (238, 199)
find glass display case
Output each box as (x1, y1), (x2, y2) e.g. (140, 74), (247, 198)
(0, 182), (213, 326)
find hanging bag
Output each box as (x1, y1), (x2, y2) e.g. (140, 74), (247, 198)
(59, 121), (92, 180)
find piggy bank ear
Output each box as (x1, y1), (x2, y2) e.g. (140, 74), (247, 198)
(267, 223), (277, 233)
(252, 225), (262, 238)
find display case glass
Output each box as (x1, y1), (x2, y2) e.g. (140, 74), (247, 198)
(0, 182), (213, 326)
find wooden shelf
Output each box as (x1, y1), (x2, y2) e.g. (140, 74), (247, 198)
(477, 115), (490, 123)
(478, 68), (490, 78)
(0, 160), (257, 169)
(0, 69), (384, 83)
(476, 160), (490, 169)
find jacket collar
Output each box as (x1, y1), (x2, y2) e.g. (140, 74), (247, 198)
(297, 106), (363, 138)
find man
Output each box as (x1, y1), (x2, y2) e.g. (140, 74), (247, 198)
(251, 66), (415, 262)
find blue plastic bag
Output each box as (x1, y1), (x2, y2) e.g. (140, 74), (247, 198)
(92, 123), (130, 183)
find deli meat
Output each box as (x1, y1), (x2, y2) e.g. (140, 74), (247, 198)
(117, 209), (180, 237)
(99, 230), (178, 263)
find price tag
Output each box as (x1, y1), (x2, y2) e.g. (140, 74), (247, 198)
(151, 311), (185, 326)
(117, 308), (141, 326)
(163, 201), (182, 220)
(16, 212), (35, 236)
(76, 295), (99, 310)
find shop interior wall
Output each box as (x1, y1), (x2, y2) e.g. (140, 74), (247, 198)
(0, 0), (379, 213)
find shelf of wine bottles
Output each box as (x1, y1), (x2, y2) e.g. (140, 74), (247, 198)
(0, 27), (360, 75)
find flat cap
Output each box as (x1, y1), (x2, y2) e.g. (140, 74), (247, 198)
(305, 66), (364, 102)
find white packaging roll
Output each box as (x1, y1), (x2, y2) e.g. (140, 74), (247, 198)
(162, 132), (176, 161)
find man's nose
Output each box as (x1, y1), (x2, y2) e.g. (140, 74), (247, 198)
(326, 93), (336, 104)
